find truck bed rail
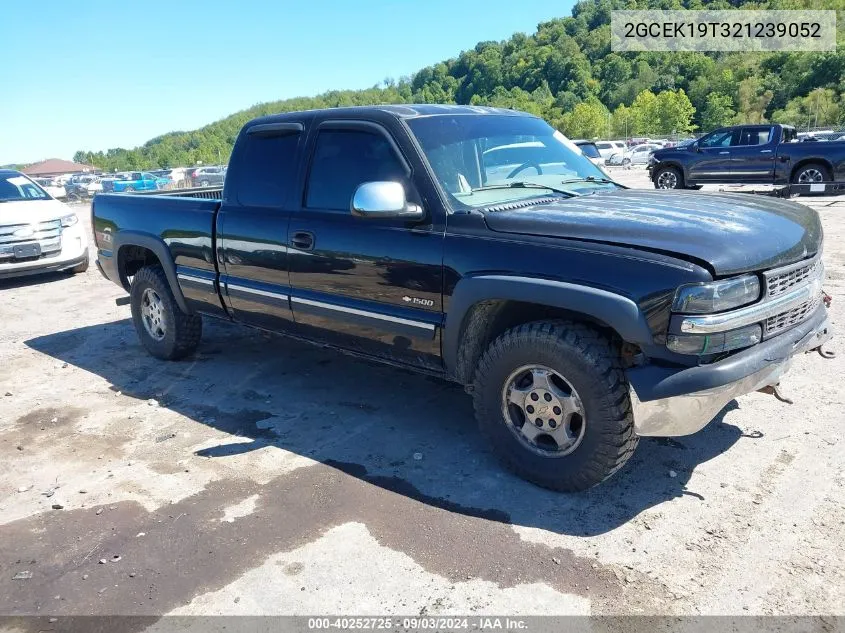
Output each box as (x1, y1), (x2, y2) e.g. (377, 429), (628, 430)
(133, 186), (223, 200)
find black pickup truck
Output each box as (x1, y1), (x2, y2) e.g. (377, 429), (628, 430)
(93, 105), (833, 491)
(648, 123), (845, 189)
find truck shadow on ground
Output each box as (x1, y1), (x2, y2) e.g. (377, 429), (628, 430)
(26, 317), (746, 537)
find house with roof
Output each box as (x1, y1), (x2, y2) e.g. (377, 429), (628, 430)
(21, 158), (96, 177)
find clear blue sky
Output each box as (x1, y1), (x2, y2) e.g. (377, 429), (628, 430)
(0, 0), (572, 165)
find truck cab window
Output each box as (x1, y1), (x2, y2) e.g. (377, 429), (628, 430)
(305, 129), (407, 211)
(740, 128), (772, 146)
(699, 130), (739, 148)
(236, 131), (301, 207)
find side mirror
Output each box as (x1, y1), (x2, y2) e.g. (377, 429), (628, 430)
(692, 142), (701, 152)
(351, 181), (424, 219)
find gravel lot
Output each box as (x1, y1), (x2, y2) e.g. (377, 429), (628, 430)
(1, 168), (844, 625)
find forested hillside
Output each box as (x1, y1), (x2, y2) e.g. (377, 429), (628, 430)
(73, 0), (845, 171)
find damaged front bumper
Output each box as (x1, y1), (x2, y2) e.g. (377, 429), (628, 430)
(627, 305), (833, 436)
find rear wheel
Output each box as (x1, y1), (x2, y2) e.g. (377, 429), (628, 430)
(792, 163), (831, 185)
(472, 320), (638, 492)
(130, 266), (202, 360)
(124, 186), (135, 193)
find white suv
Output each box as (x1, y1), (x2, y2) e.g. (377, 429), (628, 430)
(0, 170), (89, 280)
(594, 141), (626, 161)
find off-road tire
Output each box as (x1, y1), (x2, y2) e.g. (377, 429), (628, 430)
(472, 320), (638, 492)
(130, 265), (202, 360)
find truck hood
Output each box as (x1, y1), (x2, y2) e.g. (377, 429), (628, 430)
(0, 199), (70, 226)
(482, 189), (822, 275)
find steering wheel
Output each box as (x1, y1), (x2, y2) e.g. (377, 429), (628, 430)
(506, 162), (543, 179)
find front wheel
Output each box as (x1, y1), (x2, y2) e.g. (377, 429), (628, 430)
(472, 320), (638, 492)
(130, 266), (202, 360)
(654, 166), (684, 189)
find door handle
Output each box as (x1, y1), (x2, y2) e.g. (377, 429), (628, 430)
(290, 231), (314, 251)
(718, 151), (730, 155)
(760, 150), (772, 153)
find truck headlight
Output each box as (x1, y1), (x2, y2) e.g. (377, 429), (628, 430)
(61, 214), (78, 228)
(667, 324), (762, 355)
(672, 275), (760, 314)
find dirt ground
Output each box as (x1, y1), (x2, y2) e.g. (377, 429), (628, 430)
(1, 168), (844, 626)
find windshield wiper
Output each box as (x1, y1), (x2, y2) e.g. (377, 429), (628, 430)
(557, 176), (617, 186)
(472, 181), (576, 197)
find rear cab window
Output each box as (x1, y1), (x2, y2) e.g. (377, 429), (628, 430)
(740, 127), (773, 146)
(235, 124), (303, 207)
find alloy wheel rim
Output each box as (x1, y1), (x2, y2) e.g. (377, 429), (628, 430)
(798, 168), (824, 183)
(141, 288), (167, 341)
(501, 365), (586, 456)
(656, 171), (678, 189)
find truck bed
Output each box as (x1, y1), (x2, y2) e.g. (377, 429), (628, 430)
(92, 191), (225, 316)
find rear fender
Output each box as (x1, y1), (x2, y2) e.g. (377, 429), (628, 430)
(113, 230), (190, 313)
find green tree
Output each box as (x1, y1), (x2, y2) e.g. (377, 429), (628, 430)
(734, 77), (774, 124)
(700, 93), (736, 132)
(558, 98), (610, 139)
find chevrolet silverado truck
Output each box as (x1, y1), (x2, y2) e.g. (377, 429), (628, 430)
(649, 123), (845, 189)
(93, 105), (833, 491)
(1, 169), (89, 279)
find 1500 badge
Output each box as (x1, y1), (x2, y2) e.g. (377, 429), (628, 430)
(402, 295), (434, 307)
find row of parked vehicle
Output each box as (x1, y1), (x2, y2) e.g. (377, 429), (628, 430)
(31, 166), (228, 202)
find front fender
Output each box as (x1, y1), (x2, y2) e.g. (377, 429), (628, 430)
(443, 275), (656, 378)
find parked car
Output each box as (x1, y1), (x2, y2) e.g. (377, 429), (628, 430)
(33, 177), (67, 199)
(572, 140), (604, 166)
(156, 168), (189, 188)
(594, 140), (626, 161)
(607, 143), (661, 167)
(64, 174), (99, 201)
(0, 170), (89, 279)
(93, 104), (832, 492)
(85, 177), (104, 196)
(111, 172), (172, 193)
(648, 123), (845, 189)
(190, 166), (226, 187)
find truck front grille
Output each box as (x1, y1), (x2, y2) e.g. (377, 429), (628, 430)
(765, 258), (821, 298)
(765, 294), (821, 337)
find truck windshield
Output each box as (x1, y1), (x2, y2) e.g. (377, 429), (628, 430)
(0, 174), (50, 203)
(407, 114), (617, 209)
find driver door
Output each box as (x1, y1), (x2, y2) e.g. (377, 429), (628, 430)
(689, 128), (740, 182)
(287, 120), (445, 370)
